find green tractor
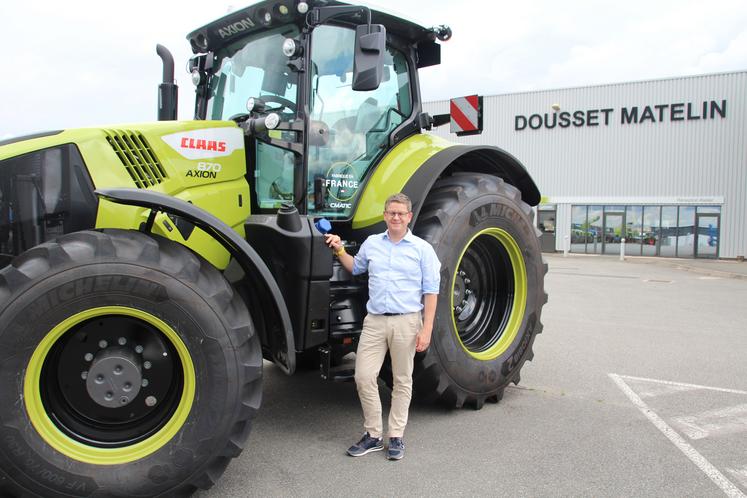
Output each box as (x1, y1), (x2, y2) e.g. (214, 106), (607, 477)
(0, 1), (546, 496)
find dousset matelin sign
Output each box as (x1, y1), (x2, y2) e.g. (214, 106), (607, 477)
(514, 100), (727, 131)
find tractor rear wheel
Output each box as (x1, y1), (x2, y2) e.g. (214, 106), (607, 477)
(0, 230), (262, 497)
(411, 173), (547, 409)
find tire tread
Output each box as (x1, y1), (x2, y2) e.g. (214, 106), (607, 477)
(409, 174), (546, 409)
(0, 229), (261, 498)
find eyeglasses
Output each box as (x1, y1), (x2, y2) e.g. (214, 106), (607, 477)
(384, 210), (410, 218)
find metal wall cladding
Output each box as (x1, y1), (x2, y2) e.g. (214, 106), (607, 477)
(424, 71), (747, 258)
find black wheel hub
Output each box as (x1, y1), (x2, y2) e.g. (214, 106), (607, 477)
(86, 347), (143, 408)
(41, 314), (183, 448)
(454, 234), (514, 353)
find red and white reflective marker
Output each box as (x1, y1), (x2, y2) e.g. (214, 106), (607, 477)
(450, 95), (483, 136)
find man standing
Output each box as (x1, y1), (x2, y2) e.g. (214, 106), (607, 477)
(325, 193), (440, 461)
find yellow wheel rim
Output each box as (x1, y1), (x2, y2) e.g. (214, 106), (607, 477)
(23, 306), (195, 465)
(450, 228), (527, 361)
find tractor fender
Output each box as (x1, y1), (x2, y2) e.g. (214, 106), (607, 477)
(403, 144), (541, 224)
(95, 188), (296, 375)
(352, 135), (540, 231)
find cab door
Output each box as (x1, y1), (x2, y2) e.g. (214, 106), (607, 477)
(306, 24), (413, 219)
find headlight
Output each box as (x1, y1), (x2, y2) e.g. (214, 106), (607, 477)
(282, 38), (302, 58)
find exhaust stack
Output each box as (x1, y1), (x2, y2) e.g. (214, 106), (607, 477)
(156, 44), (178, 121)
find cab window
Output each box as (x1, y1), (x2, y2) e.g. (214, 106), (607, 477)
(307, 25), (412, 217)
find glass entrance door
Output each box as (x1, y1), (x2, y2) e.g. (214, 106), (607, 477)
(603, 213), (623, 255)
(695, 214), (719, 258)
(538, 207), (556, 252)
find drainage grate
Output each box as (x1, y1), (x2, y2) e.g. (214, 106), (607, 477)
(105, 130), (167, 188)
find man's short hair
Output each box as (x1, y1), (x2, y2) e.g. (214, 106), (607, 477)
(385, 193), (412, 212)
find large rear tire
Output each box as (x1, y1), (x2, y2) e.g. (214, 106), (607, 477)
(410, 173), (547, 409)
(0, 230), (262, 497)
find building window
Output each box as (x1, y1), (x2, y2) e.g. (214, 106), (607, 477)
(641, 206), (661, 256)
(659, 206), (677, 257)
(588, 205), (603, 254)
(571, 205), (589, 253)
(677, 206), (696, 258)
(625, 206), (643, 256)
(569, 204), (720, 258)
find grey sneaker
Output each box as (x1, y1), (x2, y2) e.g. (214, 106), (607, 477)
(347, 432), (383, 457)
(387, 437), (405, 460)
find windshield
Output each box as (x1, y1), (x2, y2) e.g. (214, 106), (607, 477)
(207, 25), (300, 120)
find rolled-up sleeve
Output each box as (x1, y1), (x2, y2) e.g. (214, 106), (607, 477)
(352, 239), (369, 276)
(421, 244), (440, 294)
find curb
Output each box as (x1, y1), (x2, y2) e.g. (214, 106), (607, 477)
(545, 253), (747, 280)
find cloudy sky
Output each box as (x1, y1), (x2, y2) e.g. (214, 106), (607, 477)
(2, 0), (746, 139)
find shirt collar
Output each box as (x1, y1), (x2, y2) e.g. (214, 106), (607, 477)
(383, 228), (413, 242)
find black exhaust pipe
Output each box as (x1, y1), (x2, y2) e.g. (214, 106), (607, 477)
(156, 44), (178, 121)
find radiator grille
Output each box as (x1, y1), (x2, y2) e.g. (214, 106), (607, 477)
(105, 130), (167, 188)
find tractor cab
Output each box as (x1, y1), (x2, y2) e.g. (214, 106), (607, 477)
(186, 0), (445, 219)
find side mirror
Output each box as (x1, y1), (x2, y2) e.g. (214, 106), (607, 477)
(352, 24), (386, 91)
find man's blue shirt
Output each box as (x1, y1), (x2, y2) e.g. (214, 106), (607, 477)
(352, 229), (441, 315)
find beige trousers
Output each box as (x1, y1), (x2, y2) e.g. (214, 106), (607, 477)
(354, 312), (421, 439)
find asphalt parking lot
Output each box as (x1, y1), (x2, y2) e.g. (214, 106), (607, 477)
(196, 254), (747, 498)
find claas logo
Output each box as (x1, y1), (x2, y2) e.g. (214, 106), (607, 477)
(180, 137), (227, 152)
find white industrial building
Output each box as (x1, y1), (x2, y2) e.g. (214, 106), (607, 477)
(424, 70), (747, 259)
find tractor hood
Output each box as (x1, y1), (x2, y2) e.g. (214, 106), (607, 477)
(0, 120), (251, 266)
(0, 120), (245, 187)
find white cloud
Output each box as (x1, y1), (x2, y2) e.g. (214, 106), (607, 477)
(693, 30), (747, 73)
(2, 0), (747, 138)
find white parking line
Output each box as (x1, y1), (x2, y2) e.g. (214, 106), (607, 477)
(609, 373), (746, 498)
(616, 375), (747, 396)
(635, 382), (702, 398)
(728, 466), (747, 489)
(672, 404), (747, 440)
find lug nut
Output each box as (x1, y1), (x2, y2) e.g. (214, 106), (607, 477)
(81, 371), (88, 380)
(464, 278), (471, 285)
(118, 337), (127, 346)
(142, 379), (149, 387)
(135, 345), (144, 354)
(455, 306), (464, 314)
(98, 340), (108, 349)
(84, 353), (94, 362)
(465, 289), (473, 296)
(143, 361), (152, 370)
(145, 396), (157, 407)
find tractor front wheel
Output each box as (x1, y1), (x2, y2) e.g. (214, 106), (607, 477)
(0, 230), (262, 497)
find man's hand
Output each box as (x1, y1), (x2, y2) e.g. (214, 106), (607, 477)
(325, 234), (343, 251)
(325, 233), (354, 273)
(415, 327), (432, 352)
